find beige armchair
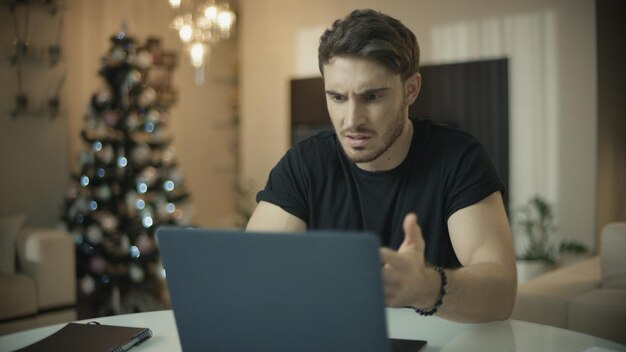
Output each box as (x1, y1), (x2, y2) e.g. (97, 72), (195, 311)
(0, 226), (77, 335)
(511, 222), (626, 345)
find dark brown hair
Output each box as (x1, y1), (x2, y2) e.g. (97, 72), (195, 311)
(318, 9), (420, 80)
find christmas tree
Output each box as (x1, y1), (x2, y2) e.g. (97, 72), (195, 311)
(62, 31), (189, 317)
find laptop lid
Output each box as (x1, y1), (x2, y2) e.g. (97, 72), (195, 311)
(156, 228), (390, 352)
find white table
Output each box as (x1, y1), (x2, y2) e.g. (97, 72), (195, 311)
(1, 308), (624, 352)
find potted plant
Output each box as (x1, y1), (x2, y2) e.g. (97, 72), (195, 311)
(513, 196), (588, 284)
(558, 241), (590, 267)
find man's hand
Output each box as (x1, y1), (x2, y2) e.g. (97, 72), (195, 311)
(380, 213), (440, 309)
(383, 193), (516, 322)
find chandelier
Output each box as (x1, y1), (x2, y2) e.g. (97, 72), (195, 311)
(167, 0), (236, 85)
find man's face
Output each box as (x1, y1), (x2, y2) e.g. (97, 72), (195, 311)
(323, 56), (417, 170)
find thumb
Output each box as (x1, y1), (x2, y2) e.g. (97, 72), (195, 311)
(399, 213), (420, 251)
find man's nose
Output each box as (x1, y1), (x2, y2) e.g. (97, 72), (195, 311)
(344, 100), (365, 129)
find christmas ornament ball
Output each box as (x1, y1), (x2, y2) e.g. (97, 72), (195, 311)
(120, 235), (131, 252)
(135, 49), (153, 70)
(139, 166), (158, 185)
(124, 69), (142, 88)
(98, 185), (112, 201)
(66, 183), (79, 199)
(81, 276), (96, 295)
(131, 143), (151, 164)
(125, 110), (141, 130)
(99, 213), (119, 233)
(95, 89), (112, 106)
(109, 47), (127, 65)
(129, 264), (145, 283)
(125, 191), (139, 214)
(103, 110), (120, 127)
(136, 233), (154, 254)
(146, 109), (160, 123)
(89, 256), (107, 274)
(138, 87), (157, 107)
(162, 146), (176, 165)
(86, 225), (103, 244)
(97, 144), (115, 164)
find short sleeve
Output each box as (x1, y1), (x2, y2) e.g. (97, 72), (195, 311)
(256, 147), (309, 222)
(444, 140), (504, 219)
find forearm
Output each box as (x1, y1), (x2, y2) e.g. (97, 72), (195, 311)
(246, 201), (307, 232)
(433, 192), (517, 322)
(415, 262), (516, 323)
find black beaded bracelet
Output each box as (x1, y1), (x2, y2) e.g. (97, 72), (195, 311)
(414, 266), (447, 316)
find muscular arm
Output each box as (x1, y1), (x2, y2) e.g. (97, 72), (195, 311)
(246, 201), (307, 232)
(437, 191), (517, 321)
(381, 192), (517, 322)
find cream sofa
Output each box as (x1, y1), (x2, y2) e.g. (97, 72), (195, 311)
(0, 221), (77, 335)
(511, 222), (626, 345)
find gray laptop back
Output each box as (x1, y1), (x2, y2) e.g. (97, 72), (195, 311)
(156, 228), (390, 352)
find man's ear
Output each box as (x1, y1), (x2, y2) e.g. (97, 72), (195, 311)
(404, 73), (421, 106)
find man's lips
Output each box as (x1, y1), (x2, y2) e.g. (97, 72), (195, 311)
(343, 133), (371, 148)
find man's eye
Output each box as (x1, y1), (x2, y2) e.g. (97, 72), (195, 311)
(330, 95), (346, 102)
(365, 93), (382, 101)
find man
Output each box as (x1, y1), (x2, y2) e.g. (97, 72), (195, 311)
(246, 9), (516, 323)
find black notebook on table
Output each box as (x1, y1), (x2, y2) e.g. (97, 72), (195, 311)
(14, 322), (152, 352)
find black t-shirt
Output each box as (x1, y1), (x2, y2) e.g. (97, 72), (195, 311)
(257, 118), (504, 268)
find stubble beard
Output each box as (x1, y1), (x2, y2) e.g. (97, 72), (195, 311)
(339, 110), (407, 164)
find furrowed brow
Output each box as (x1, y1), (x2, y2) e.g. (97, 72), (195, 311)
(357, 87), (389, 96)
(325, 87), (389, 96)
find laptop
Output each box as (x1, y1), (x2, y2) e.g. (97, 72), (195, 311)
(156, 228), (426, 352)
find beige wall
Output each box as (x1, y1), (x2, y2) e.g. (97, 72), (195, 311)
(0, 4), (70, 226)
(239, 0), (598, 249)
(0, 0), (239, 228)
